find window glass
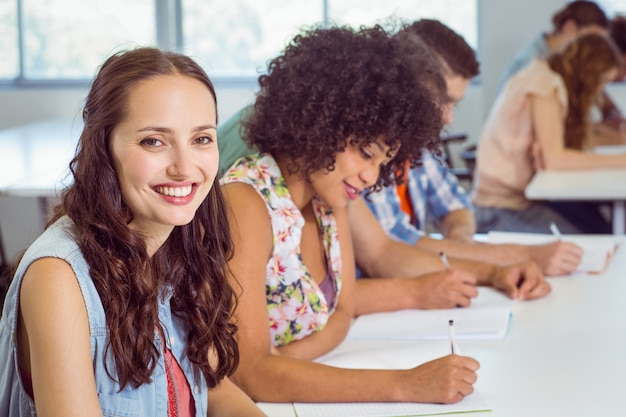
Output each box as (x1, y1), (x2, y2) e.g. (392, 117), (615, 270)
(599, 1), (626, 14)
(328, 0), (477, 50)
(182, 0), (322, 78)
(21, 0), (155, 79)
(0, 1), (19, 79)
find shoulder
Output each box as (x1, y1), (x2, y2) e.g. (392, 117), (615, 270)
(20, 257), (86, 331)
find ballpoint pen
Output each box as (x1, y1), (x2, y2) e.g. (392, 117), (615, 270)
(449, 319), (455, 354)
(550, 222), (562, 240)
(439, 251), (451, 270)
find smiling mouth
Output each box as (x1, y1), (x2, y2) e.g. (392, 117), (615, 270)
(344, 182), (361, 200)
(154, 184), (193, 197)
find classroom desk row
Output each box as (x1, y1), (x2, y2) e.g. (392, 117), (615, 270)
(526, 168), (626, 235)
(258, 235), (626, 416)
(2, 120), (626, 415)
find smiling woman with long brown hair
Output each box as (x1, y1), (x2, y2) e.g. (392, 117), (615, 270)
(0, 47), (265, 417)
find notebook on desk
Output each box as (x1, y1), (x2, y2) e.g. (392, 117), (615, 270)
(346, 287), (515, 341)
(299, 341), (492, 417)
(487, 231), (620, 274)
(293, 395), (491, 417)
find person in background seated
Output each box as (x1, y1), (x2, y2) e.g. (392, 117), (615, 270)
(498, 0), (609, 89)
(361, 19), (583, 277)
(0, 47), (265, 417)
(473, 33), (626, 235)
(498, 0), (625, 146)
(222, 24), (482, 405)
(591, 14), (626, 143)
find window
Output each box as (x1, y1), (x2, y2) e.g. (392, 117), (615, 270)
(182, 0), (322, 79)
(20, 0), (155, 80)
(0, 1), (19, 79)
(183, 0), (477, 80)
(599, 1), (626, 14)
(3, 0), (477, 84)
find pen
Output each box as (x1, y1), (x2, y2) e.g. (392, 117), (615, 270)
(449, 319), (455, 354)
(439, 251), (451, 270)
(550, 222), (562, 240)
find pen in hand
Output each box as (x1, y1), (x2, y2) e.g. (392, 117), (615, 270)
(550, 222), (562, 240)
(449, 319), (455, 354)
(439, 251), (451, 270)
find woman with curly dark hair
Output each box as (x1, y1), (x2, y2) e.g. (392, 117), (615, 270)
(474, 33), (626, 234)
(0, 47), (265, 416)
(221, 25), (480, 404)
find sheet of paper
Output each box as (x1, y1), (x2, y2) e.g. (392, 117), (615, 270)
(315, 340), (451, 370)
(293, 392), (491, 417)
(487, 231), (620, 274)
(345, 287), (515, 342)
(304, 342), (491, 417)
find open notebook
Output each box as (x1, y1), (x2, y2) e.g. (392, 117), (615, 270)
(346, 287), (516, 341)
(292, 341), (492, 417)
(487, 231), (621, 274)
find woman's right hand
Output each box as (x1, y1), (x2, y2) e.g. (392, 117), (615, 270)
(398, 354), (480, 404)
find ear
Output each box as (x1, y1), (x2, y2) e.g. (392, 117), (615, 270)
(560, 19), (579, 37)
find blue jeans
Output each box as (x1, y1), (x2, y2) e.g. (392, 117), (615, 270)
(475, 203), (584, 234)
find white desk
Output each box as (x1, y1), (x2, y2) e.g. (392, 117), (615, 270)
(0, 118), (80, 263)
(0, 118), (80, 198)
(258, 235), (626, 416)
(525, 168), (626, 234)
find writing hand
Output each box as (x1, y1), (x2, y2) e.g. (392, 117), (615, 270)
(491, 261), (551, 300)
(411, 270), (478, 309)
(398, 354), (480, 404)
(529, 241), (583, 276)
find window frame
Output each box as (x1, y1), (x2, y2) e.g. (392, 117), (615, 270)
(2, 0), (478, 89)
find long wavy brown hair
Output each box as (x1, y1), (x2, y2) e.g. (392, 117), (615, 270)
(243, 25), (446, 189)
(547, 33), (623, 149)
(48, 47), (238, 389)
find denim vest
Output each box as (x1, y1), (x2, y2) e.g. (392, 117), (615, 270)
(0, 216), (208, 417)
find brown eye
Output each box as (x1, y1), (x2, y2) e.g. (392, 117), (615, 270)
(195, 135), (214, 145)
(140, 137), (163, 147)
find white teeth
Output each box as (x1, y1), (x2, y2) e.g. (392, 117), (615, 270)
(156, 185), (192, 197)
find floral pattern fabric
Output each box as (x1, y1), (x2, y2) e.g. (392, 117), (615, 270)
(221, 153), (342, 347)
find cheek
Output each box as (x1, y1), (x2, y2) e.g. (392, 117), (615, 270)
(442, 104), (454, 125)
(203, 151), (220, 181)
(116, 154), (156, 191)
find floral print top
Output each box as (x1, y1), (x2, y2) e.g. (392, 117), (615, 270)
(221, 153), (342, 347)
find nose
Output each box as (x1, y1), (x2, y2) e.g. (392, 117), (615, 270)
(359, 163), (380, 188)
(166, 146), (193, 178)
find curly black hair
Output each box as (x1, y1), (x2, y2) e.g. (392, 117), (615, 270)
(243, 25), (445, 189)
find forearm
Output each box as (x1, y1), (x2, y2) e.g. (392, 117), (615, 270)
(438, 209), (476, 242)
(354, 278), (418, 316)
(207, 378), (267, 417)
(416, 237), (531, 266)
(544, 147), (626, 170)
(357, 239), (445, 278)
(591, 122), (626, 146)
(358, 238), (496, 285)
(232, 353), (402, 403)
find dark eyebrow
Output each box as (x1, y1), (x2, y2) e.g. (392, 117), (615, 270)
(137, 124), (217, 133)
(373, 141), (386, 153)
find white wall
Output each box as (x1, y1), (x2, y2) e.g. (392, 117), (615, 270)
(0, 0), (573, 132)
(1, 0), (619, 262)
